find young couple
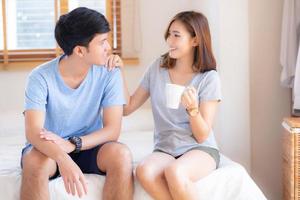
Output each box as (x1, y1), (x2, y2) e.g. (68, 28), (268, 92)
(20, 7), (221, 200)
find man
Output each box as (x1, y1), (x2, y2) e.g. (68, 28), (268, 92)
(20, 7), (133, 200)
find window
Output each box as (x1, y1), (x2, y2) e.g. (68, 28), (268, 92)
(69, 0), (105, 14)
(0, 0), (121, 65)
(6, 0), (55, 50)
(0, 2), (3, 50)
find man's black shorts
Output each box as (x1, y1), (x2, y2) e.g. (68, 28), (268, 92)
(21, 143), (107, 180)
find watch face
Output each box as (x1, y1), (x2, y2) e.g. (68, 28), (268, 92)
(73, 136), (80, 143)
(190, 108), (199, 116)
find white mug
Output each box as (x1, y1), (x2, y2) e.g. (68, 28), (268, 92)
(165, 83), (186, 109)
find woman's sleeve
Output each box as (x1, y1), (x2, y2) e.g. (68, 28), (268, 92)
(198, 70), (222, 102)
(139, 58), (160, 92)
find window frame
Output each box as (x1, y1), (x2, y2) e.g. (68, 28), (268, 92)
(0, 0), (126, 66)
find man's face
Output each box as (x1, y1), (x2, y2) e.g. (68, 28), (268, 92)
(83, 33), (111, 66)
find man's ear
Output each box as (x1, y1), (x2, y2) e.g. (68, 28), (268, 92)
(73, 46), (86, 58)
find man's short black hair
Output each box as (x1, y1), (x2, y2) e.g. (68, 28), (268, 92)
(55, 7), (110, 55)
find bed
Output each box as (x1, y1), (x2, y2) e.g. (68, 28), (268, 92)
(0, 109), (267, 200)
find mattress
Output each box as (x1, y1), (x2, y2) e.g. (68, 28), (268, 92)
(0, 131), (267, 200)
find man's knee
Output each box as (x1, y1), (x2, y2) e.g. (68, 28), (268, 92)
(22, 148), (56, 178)
(112, 143), (132, 163)
(98, 142), (133, 171)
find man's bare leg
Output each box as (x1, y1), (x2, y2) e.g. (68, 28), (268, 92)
(97, 142), (133, 200)
(20, 148), (57, 200)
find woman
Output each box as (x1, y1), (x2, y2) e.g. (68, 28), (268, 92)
(108, 11), (221, 200)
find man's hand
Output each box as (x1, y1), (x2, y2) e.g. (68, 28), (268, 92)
(57, 155), (88, 198)
(40, 129), (75, 153)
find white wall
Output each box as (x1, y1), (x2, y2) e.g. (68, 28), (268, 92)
(249, 0), (291, 199)
(214, 0), (251, 172)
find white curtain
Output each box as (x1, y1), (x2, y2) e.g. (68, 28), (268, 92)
(294, 41), (300, 111)
(121, 0), (142, 58)
(280, 0), (300, 113)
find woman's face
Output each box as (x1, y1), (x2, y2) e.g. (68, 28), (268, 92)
(166, 20), (197, 59)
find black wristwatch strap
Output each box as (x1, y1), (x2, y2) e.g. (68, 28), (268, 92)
(68, 136), (82, 153)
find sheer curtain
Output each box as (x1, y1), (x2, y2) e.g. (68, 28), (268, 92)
(121, 0), (142, 58)
(280, 0), (300, 115)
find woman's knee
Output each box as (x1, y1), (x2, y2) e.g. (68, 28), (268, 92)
(164, 162), (186, 184)
(136, 162), (158, 184)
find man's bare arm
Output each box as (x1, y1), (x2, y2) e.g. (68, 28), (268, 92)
(25, 110), (72, 160)
(80, 105), (123, 150)
(24, 110), (87, 197)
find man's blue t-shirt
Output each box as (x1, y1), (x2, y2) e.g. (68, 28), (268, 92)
(22, 55), (125, 152)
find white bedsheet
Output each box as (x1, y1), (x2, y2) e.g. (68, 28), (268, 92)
(0, 131), (267, 200)
(0, 110), (266, 199)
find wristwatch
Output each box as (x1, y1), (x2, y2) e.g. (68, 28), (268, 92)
(68, 136), (82, 153)
(186, 107), (199, 117)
